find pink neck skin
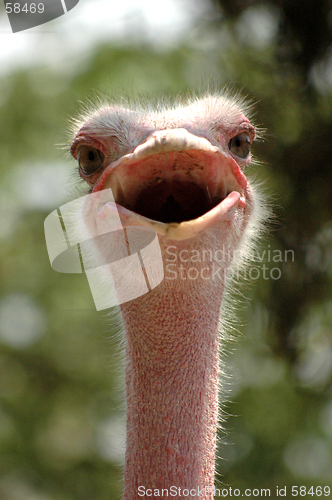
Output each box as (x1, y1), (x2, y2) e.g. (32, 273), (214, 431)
(120, 237), (228, 500)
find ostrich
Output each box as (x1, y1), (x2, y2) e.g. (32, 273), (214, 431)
(68, 93), (264, 499)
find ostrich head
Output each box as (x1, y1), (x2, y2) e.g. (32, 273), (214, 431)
(69, 93), (263, 500)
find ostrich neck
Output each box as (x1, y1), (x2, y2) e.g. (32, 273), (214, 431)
(120, 238), (228, 500)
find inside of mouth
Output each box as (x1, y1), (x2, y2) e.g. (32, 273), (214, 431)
(132, 179), (223, 223)
(111, 150), (230, 224)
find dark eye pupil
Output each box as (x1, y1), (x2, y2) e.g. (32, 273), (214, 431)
(235, 137), (241, 148)
(88, 151), (96, 161)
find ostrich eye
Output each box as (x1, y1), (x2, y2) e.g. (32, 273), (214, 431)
(228, 133), (251, 159)
(77, 145), (105, 175)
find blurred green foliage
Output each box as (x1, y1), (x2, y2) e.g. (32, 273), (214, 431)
(0, 1), (332, 499)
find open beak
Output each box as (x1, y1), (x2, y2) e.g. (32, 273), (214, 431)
(92, 128), (248, 241)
